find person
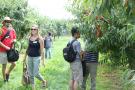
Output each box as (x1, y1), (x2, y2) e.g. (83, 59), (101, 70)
(44, 32), (52, 59)
(82, 46), (99, 90)
(0, 17), (16, 82)
(69, 27), (83, 90)
(23, 25), (46, 90)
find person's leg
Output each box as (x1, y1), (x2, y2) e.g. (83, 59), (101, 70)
(27, 56), (35, 89)
(44, 48), (46, 59)
(0, 52), (8, 82)
(69, 80), (74, 90)
(89, 63), (98, 90)
(73, 61), (83, 90)
(2, 64), (7, 81)
(46, 48), (49, 59)
(6, 62), (16, 81)
(74, 80), (78, 90)
(48, 48), (51, 59)
(82, 63), (90, 90)
(69, 62), (75, 90)
(45, 48), (47, 59)
(33, 57), (46, 86)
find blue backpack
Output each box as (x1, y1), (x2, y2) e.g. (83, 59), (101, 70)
(63, 40), (77, 63)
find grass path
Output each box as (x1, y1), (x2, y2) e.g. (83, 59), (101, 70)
(0, 36), (124, 90)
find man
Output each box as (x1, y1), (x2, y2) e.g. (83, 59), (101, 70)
(69, 27), (83, 90)
(44, 32), (52, 59)
(82, 50), (99, 90)
(0, 17), (16, 82)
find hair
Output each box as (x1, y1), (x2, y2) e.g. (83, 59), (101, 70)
(30, 24), (41, 38)
(48, 32), (51, 36)
(71, 26), (79, 36)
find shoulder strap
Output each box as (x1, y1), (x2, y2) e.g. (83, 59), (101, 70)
(1, 30), (10, 42)
(67, 39), (76, 47)
(70, 39), (76, 45)
(69, 39), (76, 48)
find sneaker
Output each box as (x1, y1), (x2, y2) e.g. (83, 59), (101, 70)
(6, 74), (9, 82)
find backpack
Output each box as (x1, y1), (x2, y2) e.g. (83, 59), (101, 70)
(63, 40), (77, 63)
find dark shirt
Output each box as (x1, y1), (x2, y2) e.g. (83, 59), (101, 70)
(83, 51), (99, 63)
(44, 36), (52, 49)
(27, 39), (40, 57)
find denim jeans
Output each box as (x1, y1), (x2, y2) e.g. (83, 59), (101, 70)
(45, 48), (52, 59)
(82, 63), (98, 90)
(27, 56), (44, 85)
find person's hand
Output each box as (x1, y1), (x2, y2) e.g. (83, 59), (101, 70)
(80, 50), (85, 55)
(13, 39), (16, 43)
(11, 39), (16, 43)
(80, 50), (85, 61)
(5, 46), (10, 50)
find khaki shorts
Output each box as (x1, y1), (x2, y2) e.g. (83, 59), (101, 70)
(0, 52), (8, 64)
(70, 60), (83, 86)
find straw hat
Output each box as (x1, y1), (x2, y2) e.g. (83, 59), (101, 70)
(4, 17), (12, 21)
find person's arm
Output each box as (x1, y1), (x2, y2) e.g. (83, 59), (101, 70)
(39, 36), (45, 66)
(0, 29), (10, 50)
(0, 41), (10, 50)
(76, 42), (84, 60)
(50, 36), (53, 46)
(23, 37), (29, 63)
(13, 29), (16, 43)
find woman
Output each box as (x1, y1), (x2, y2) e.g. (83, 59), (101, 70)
(23, 25), (46, 90)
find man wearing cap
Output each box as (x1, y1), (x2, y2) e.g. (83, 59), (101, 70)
(0, 17), (16, 82)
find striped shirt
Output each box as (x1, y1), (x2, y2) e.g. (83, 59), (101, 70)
(83, 51), (99, 63)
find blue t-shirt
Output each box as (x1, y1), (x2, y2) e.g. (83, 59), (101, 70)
(44, 36), (52, 48)
(69, 38), (81, 61)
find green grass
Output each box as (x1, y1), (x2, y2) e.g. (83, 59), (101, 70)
(0, 36), (125, 90)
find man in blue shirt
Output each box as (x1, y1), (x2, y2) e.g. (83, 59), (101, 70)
(44, 32), (52, 59)
(69, 27), (83, 90)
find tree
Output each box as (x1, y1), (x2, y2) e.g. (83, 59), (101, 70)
(68, 0), (135, 69)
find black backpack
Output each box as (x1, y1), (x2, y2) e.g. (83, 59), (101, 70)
(63, 40), (77, 63)
(7, 48), (19, 62)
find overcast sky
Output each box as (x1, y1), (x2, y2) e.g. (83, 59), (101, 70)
(28, 0), (74, 20)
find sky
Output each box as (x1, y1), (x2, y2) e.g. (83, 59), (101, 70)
(28, 0), (74, 20)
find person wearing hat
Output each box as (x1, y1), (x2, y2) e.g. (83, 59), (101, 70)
(23, 24), (46, 90)
(0, 16), (16, 82)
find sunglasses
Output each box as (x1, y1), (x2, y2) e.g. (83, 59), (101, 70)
(31, 29), (37, 31)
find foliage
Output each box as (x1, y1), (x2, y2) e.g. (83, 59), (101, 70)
(123, 69), (135, 89)
(68, 0), (135, 68)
